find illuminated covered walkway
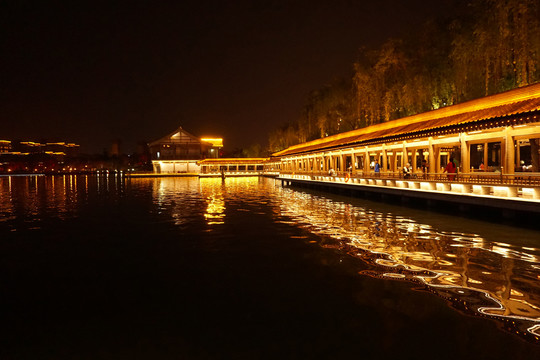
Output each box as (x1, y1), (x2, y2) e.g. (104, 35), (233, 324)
(198, 158), (267, 177)
(272, 83), (540, 210)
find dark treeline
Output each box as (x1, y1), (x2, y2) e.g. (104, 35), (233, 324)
(268, 0), (540, 153)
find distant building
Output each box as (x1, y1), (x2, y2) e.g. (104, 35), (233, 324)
(0, 140), (11, 153)
(148, 126), (223, 174)
(0, 139), (80, 174)
(111, 139), (122, 157)
(43, 142), (80, 158)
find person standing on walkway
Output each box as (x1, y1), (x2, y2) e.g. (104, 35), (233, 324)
(403, 162), (411, 179)
(374, 159), (380, 177)
(421, 159), (428, 179)
(444, 157), (457, 181)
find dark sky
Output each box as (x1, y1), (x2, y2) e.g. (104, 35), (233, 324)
(1, 0), (460, 154)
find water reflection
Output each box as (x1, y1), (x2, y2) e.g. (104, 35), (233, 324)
(150, 177), (203, 226)
(2, 175), (540, 345)
(200, 178), (225, 225)
(0, 174), (125, 231)
(276, 187), (540, 342)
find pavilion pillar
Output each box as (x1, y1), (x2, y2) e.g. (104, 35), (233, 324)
(504, 127), (515, 175)
(428, 137), (435, 174)
(516, 141), (521, 167)
(402, 141), (408, 167)
(483, 142), (488, 170)
(382, 144), (388, 174)
(364, 147), (369, 173)
(460, 134), (470, 173)
(412, 148), (418, 174)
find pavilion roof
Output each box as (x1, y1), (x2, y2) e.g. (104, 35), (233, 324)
(149, 126), (214, 147)
(273, 83), (540, 157)
(198, 158), (268, 165)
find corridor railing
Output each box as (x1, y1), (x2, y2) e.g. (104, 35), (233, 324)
(279, 170), (540, 187)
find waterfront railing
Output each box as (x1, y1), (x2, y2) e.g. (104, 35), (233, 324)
(279, 170), (540, 187)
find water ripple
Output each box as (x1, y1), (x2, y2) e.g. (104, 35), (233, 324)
(275, 186), (540, 343)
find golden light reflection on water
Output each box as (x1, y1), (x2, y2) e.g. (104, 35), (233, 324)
(276, 188), (540, 340)
(198, 177), (263, 225)
(3, 175), (540, 343)
(0, 175), (123, 229)
(200, 179), (225, 225)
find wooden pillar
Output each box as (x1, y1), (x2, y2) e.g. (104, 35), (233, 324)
(505, 127), (515, 175)
(460, 134), (470, 173)
(382, 144), (387, 174)
(516, 141), (521, 167)
(412, 148), (418, 174)
(402, 141), (408, 167)
(483, 142), (488, 170)
(428, 137), (435, 174)
(363, 147), (369, 173)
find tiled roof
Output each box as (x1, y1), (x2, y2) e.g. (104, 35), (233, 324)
(273, 83), (540, 157)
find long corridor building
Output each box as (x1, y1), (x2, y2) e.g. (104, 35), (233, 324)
(274, 83), (540, 181)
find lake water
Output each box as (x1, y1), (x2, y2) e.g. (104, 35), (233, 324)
(1, 174), (540, 359)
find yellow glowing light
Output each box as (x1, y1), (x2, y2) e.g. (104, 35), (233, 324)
(201, 138), (224, 147)
(21, 141), (42, 146)
(452, 184), (464, 192)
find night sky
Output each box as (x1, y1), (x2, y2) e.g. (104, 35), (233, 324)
(1, 0), (460, 154)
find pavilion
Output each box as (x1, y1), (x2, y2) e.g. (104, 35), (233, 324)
(148, 126), (223, 174)
(273, 83), (540, 202)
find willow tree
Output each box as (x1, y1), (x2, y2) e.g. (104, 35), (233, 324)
(302, 80), (354, 138)
(268, 122), (300, 153)
(451, 0), (540, 98)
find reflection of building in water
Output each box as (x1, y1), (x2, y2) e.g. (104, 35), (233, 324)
(150, 177), (202, 226)
(199, 177), (226, 225)
(276, 188), (540, 340)
(204, 193), (225, 225)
